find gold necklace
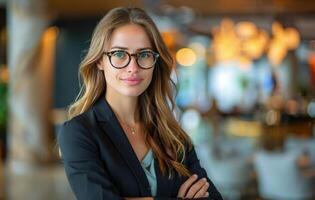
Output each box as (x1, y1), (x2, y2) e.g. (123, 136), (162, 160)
(130, 127), (136, 135)
(123, 123), (136, 135)
(118, 118), (136, 135)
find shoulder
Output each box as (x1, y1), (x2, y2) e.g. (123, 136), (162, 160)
(57, 109), (96, 149)
(57, 109), (100, 160)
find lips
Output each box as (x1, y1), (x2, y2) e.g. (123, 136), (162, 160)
(121, 77), (143, 86)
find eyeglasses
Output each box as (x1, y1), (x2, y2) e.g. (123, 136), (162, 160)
(104, 50), (159, 69)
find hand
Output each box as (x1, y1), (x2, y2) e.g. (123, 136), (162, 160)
(177, 174), (210, 199)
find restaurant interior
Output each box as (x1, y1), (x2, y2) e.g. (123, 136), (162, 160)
(0, 0), (315, 199)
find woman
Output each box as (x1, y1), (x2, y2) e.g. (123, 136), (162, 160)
(58, 7), (222, 200)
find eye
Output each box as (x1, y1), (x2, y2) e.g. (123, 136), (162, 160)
(112, 51), (127, 59)
(139, 51), (153, 59)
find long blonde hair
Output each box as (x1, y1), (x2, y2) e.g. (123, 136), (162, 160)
(69, 7), (192, 178)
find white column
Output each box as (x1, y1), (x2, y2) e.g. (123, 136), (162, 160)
(7, 0), (57, 171)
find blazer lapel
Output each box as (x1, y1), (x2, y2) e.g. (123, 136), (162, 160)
(92, 98), (151, 196)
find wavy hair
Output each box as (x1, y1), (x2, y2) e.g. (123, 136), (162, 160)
(69, 7), (192, 178)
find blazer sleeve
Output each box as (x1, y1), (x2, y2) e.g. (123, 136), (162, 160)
(185, 146), (223, 200)
(57, 118), (124, 200)
(154, 145), (223, 200)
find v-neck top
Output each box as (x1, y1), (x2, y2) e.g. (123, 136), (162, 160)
(141, 149), (157, 196)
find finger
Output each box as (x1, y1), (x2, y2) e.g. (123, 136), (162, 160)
(177, 174), (198, 197)
(193, 181), (209, 198)
(185, 178), (207, 199)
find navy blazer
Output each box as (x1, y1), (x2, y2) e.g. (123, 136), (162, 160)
(58, 98), (222, 200)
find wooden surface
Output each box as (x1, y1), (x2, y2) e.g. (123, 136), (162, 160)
(50, 0), (315, 17)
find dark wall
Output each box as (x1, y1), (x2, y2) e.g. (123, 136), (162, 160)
(53, 18), (98, 108)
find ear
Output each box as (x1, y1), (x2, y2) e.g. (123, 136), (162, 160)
(96, 58), (104, 70)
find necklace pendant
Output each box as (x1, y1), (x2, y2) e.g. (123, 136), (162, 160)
(130, 127), (136, 135)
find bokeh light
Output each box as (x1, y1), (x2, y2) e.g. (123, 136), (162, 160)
(176, 48), (197, 66)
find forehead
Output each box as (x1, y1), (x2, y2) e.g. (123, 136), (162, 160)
(108, 24), (152, 51)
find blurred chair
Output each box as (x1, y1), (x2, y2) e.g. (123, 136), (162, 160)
(284, 136), (315, 165)
(254, 150), (315, 200)
(207, 156), (252, 200)
(198, 139), (254, 200)
(194, 137), (258, 199)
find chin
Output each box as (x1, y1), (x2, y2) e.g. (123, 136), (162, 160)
(120, 87), (147, 97)
(119, 81), (151, 97)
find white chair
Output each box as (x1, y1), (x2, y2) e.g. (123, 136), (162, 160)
(205, 142), (253, 200)
(284, 136), (315, 165)
(254, 150), (315, 200)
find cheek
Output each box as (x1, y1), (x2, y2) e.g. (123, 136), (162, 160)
(145, 70), (154, 84)
(103, 65), (119, 82)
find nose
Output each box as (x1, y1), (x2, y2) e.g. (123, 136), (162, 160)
(126, 56), (140, 73)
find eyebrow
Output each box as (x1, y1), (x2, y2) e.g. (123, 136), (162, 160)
(110, 46), (153, 51)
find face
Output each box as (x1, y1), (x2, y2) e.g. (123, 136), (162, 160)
(98, 24), (155, 99)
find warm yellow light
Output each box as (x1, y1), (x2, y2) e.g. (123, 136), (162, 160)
(268, 21), (300, 66)
(242, 30), (268, 59)
(211, 19), (300, 67)
(43, 26), (59, 44)
(161, 31), (177, 49)
(176, 48), (196, 66)
(268, 38), (287, 66)
(272, 22), (284, 37)
(284, 27), (300, 50)
(220, 18), (234, 32)
(211, 18), (242, 62)
(243, 38), (262, 59)
(212, 35), (241, 61)
(236, 21), (257, 39)
(0, 66), (9, 83)
(225, 118), (262, 137)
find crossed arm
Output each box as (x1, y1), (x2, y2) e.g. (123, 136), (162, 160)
(125, 173), (210, 199)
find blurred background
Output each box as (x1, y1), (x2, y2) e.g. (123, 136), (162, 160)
(1, 0), (315, 199)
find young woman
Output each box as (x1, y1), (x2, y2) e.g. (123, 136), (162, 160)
(58, 7), (222, 200)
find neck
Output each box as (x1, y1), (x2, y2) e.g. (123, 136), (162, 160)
(105, 92), (139, 125)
